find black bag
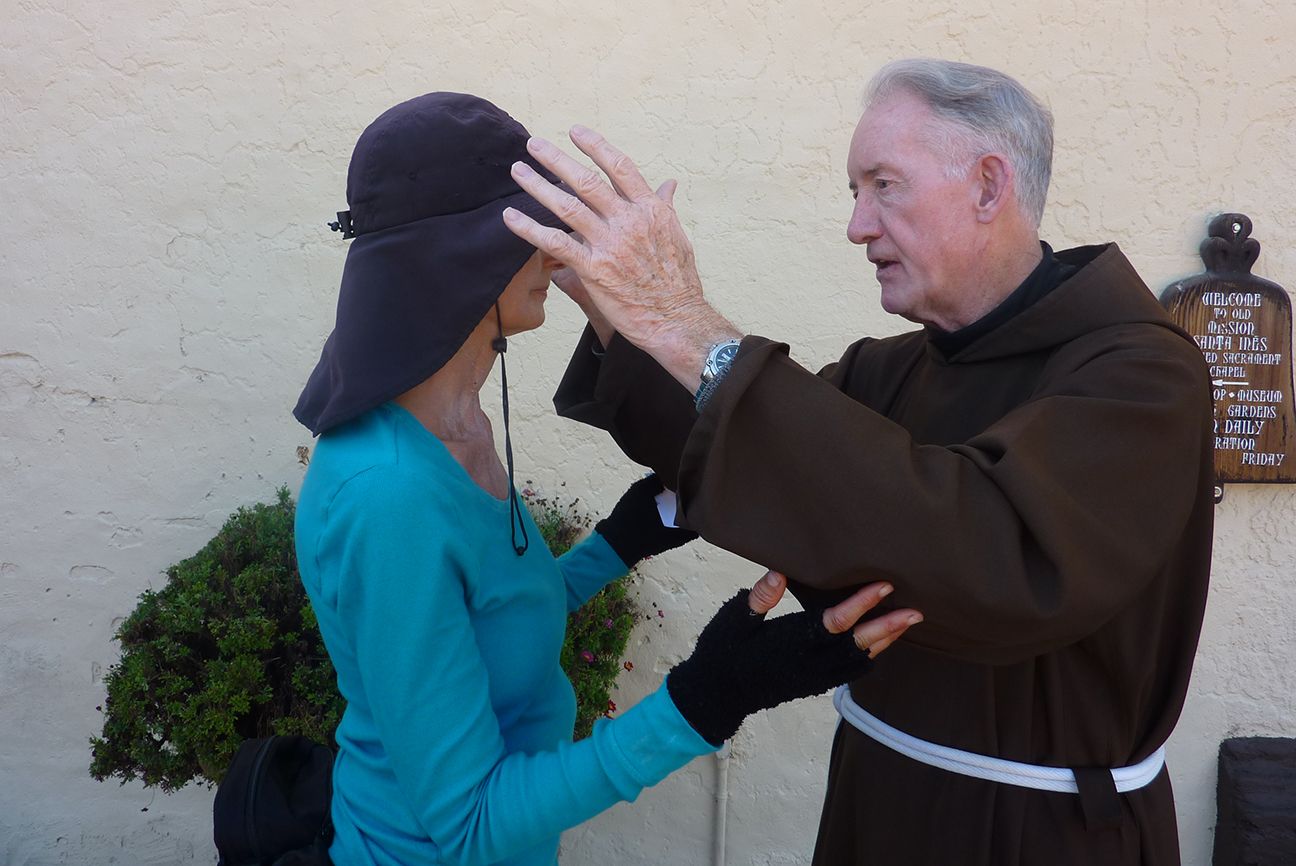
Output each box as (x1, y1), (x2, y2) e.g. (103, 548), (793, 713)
(213, 735), (334, 866)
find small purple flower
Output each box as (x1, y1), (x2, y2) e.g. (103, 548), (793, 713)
(580, 649), (596, 664)
(603, 618), (613, 628)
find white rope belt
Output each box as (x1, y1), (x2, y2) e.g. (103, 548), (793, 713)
(833, 686), (1166, 794)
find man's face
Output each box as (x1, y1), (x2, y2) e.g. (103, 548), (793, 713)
(846, 91), (982, 329)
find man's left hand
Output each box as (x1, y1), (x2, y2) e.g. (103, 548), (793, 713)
(748, 570), (921, 659)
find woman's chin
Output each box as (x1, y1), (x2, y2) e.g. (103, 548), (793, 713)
(519, 308), (546, 334)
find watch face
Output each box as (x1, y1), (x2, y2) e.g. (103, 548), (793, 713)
(703, 340), (741, 382)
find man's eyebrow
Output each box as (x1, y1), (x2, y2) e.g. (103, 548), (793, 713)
(847, 164), (887, 191)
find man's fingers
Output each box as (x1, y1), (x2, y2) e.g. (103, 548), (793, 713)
(569, 125), (656, 201)
(852, 609), (923, 658)
(501, 208), (591, 270)
(656, 178), (678, 206)
(747, 570), (787, 616)
(521, 137), (625, 218)
(510, 161), (604, 238)
(821, 581), (894, 634)
(863, 633), (901, 658)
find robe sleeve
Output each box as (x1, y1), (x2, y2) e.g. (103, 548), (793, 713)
(558, 327), (1212, 665)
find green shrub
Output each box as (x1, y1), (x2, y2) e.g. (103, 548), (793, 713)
(89, 488), (341, 791)
(90, 484), (639, 789)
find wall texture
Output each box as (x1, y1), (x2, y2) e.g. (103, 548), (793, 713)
(2, 0), (1293, 863)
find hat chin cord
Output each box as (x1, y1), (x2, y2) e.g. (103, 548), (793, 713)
(492, 304), (530, 557)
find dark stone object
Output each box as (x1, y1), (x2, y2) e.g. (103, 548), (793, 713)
(1214, 737), (1296, 865)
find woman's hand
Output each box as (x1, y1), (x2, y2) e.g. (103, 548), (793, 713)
(594, 474), (697, 567)
(551, 263), (591, 308)
(552, 264), (615, 349)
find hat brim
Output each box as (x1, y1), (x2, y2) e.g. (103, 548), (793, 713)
(293, 185), (573, 436)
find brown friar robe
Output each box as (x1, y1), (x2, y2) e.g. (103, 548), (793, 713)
(555, 243), (1214, 866)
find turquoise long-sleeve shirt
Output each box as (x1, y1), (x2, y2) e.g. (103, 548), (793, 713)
(295, 403), (715, 865)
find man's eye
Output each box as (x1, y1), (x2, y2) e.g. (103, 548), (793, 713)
(875, 179), (891, 190)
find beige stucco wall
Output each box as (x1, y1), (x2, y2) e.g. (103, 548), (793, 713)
(3, 0), (1294, 863)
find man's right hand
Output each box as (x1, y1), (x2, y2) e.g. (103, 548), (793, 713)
(503, 127), (743, 393)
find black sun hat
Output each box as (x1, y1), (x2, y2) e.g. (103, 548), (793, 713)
(293, 92), (571, 436)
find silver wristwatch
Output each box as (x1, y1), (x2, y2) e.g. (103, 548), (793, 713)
(694, 339), (742, 412)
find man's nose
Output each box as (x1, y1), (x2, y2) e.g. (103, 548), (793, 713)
(847, 198), (880, 246)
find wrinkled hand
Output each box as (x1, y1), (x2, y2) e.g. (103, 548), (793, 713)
(503, 128), (739, 385)
(548, 229), (593, 309)
(748, 570), (920, 659)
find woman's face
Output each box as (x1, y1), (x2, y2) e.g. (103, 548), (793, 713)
(496, 250), (563, 336)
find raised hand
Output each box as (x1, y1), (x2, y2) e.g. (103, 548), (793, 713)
(503, 127), (741, 391)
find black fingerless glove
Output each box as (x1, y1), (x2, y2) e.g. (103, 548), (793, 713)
(595, 474), (698, 568)
(666, 590), (874, 746)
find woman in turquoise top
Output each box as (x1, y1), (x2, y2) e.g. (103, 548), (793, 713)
(292, 93), (921, 866)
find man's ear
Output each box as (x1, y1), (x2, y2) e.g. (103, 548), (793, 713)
(973, 153), (1013, 224)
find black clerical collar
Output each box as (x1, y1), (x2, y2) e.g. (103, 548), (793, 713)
(927, 242), (1078, 356)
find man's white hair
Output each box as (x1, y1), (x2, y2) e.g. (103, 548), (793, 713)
(865, 59), (1054, 228)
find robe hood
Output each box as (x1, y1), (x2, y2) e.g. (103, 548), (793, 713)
(940, 243), (1193, 364)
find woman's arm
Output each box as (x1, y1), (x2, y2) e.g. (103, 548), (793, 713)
(330, 469), (713, 865)
(556, 531), (626, 611)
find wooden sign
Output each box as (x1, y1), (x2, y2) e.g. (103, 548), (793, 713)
(1161, 213), (1296, 484)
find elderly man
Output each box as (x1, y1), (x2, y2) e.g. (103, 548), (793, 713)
(504, 60), (1213, 865)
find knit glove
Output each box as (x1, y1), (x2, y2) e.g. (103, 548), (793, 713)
(595, 474), (698, 567)
(666, 590), (875, 746)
